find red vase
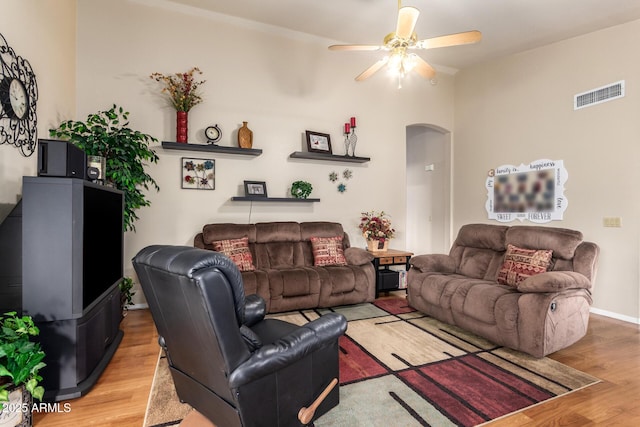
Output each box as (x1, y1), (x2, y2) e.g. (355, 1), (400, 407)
(176, 111), (188, 143)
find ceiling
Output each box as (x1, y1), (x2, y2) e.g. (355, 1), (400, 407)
(167, 0), (640, 72)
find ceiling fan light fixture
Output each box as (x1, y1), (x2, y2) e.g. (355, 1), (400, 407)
(404, 53), (418, 72)
(386, 50), (418, 89)
(387, 51), (416, 74)
(329, 1), (481, 85)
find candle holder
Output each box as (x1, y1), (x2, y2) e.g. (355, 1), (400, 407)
(348, 126), (357, 157)
(344, 133), (351, 157)
(343, 118), (358, 157)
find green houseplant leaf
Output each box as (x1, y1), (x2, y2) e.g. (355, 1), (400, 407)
(0, 312), (46, 402)
(49, 104), (160, 232)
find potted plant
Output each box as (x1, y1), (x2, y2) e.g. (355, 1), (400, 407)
(359, 210), (395, 252)
(0, 312), (46, 419)
(119, 277), (136, 315)
(49, 104), (160, 232)
(290, 181), (313, 199)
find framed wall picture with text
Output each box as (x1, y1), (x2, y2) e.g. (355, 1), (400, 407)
(305, 130), (332, 154)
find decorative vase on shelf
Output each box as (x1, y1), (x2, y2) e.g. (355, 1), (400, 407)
(366, 238), (389, 252)
(176, 111), (188, 143)
(238, 121), (253, 148)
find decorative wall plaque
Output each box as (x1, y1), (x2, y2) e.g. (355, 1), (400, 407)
(486, 159), (567, 223)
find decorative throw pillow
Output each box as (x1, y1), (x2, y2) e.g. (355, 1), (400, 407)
(212, 237), (255, 272)
(310, 236), (348, 267)
(497, 244), (552, 287)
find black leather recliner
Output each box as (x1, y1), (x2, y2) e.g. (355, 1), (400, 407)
(133, 245), (347, 427)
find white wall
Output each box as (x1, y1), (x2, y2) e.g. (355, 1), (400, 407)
(76, 0), (456, 303)
(0, 0), (76, 204)
(454, 20), (640, 321)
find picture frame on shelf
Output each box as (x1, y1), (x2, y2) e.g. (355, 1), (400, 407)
(182, 157), (215, 190)
(244, 180), (268, 197)
(305, 130), (332, 154)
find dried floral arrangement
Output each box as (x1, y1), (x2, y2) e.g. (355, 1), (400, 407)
(150, 67), (206, 111)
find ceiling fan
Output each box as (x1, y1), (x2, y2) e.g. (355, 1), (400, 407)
(329, 1), (481, 86)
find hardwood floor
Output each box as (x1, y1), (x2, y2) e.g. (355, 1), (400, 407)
(32, 306), (640, 426)
(32, 310), (159, 427)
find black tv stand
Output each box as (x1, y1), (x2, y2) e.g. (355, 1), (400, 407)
(21, 177), (124, 402)
(45, 329), (123, 402)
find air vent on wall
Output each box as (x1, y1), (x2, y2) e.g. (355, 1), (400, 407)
(574, 80), (625, 110)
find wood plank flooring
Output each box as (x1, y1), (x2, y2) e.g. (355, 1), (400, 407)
(32, 310), (158, 426)
(32, 306), (640, 426)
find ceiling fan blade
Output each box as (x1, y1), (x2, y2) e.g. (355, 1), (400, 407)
(414, 56), (436, 80)
(395, 6), (420, 39)
(355, 58), (388, 81)
(329, 44), (384, 51)
(415, 30), (482, 50)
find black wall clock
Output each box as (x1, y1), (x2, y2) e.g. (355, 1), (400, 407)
(0, 32), (38, 157)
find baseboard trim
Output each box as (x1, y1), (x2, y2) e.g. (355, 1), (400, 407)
(126, 303), (149, 311)
(590, 307), (640, 325)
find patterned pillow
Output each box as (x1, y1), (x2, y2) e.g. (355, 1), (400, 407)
(212, 237), (255, 272)
(497, 244), (552, 287)
(310, 236), (347, 267)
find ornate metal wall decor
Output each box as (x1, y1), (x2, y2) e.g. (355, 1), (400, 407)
(0, 32), (38, 157)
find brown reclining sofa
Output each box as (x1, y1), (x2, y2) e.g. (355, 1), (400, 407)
(407, 223), (599, 357)
(195, 221), (375, 313)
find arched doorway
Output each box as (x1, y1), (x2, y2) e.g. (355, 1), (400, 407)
(405, 124), (451, 255)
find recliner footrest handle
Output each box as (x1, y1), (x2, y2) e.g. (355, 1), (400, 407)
(298, 378), (338, 425)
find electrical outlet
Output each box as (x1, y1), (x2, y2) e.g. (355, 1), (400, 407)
(603, 217), (622, 228)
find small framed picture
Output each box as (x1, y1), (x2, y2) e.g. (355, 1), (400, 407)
(305, 130), (332, 154)
(182, 157), (215, 190)
(244, 180), (268, 197)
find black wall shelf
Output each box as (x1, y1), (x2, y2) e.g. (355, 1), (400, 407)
(162, 141), (262, 156)
(231, 196), (320, 203)
(289, 151), (370, 163)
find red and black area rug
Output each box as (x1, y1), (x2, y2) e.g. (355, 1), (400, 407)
(145, 295), (599, 427)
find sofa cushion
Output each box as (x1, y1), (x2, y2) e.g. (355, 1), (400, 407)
(517, 271), (592, 293)
(203, 223), (256, 244)
(450, 224), (509, 280)
(452, 280), (517, 325)
(458, 247), (497, 279)
(496, 244), (552, 286)
(344, 247), (374, 266)
(310, 236), (347, 266)
(454, 223), (509, 252)
(212, 237), (256, 272)
(411, 254), (456, 273)
(506, 226), (582, 260)
(255, 222), (301, 243)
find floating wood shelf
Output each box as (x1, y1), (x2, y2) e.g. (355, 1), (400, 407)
(162, 141), (262, 156)
(289, 151), (370, 163)
(231, 196), (320, 203)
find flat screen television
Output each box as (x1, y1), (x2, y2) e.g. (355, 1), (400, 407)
(82, 184), (124, 310)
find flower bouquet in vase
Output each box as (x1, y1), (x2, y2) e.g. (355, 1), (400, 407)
(359, 210), (395, 252)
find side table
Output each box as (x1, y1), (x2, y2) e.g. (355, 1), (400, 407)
(367, 248), (413, 298)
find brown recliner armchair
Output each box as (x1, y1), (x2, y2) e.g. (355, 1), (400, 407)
(133, 245), (347, 426)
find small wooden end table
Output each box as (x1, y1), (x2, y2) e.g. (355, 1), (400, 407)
(367, 248), (413, 298)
